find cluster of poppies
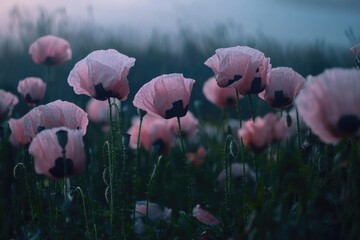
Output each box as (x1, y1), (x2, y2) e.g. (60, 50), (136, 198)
(1, 33), (360, 235)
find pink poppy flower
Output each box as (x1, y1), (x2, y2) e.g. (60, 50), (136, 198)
(8, 116), (30, 147)
(68, 49), (136, 101)
(134, 201), (172, 234)
(186, 146), (206, 167)
(133, 73), (195, 119)
(350, 43), (360, 57)
(17, 77), (47, 106)
(216, 163), (256, 192)
(238, 113), (289, 151)
(86, 98), (120, 131)
(258, 67), (305, 109)
(28, 127), (86, 179)
(295, 68), (360, 145)
(202, 76), (242, 108)
(128, 114), (176, 152)
(204, 46), (271, 95)
(168, 111), (198, 137)
(29, 35), (72, 65)
(9, 100), (88, 145)
(192, 204), (220, 225)
(0, 89), (18, 122)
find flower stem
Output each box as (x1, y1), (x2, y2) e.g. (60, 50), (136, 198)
(177, 116), (193, 214)
(248, 94), (255, 121)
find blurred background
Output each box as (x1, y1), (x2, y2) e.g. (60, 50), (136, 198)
(0, 0), (359, 118)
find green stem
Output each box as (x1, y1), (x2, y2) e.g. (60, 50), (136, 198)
(133, 113), (144, 229)
(146, 156), (162, 220)
(248, 94), (255, 121)
(295, 107), (301, 151)
(177, 116), (193, 214)
(74, 187), (91, 239)
(13, 163), (35, 229)
(235, 89), (242, 128)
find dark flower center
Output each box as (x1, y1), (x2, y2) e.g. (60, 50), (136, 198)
(226, 74), (242, 86)
(25, 93), (40, 105)
(338, 114), (360, 134)
(226, 97), (236, 107)
(95, 83), (113, 100)
(273, 90), (291, 108)
(37, 126), (46, 133)
(164, 100), (188, 119)
(56, 129), (68, 150)
(45, 56), (55, 66)
(49, 157), (74, 178)
(248, 77), (265, 94)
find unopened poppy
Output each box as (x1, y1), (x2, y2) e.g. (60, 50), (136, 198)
(68, 49), (135, 101)
(29, 35), (72, 65)
(259, 67), (305, 109)
(204, 46), (271, 95)
(296, 68), (360, 145)
(28, 127), (86, 179)
(133, 73), (195, 119)
(17, 77), (46, 106)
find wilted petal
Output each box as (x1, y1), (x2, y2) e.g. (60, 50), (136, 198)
(192, 204), (220, 225)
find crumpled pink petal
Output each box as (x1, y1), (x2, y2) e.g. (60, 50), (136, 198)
(204, 46), (271, 95)
(68, 49), (135, 101)
(133, 73), (195, 119)
(10, 100), (88, 145)
(28, 127), (86, 179)
(259, 67), (305, 109)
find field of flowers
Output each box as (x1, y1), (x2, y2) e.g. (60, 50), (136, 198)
(1, 8), (360, 240)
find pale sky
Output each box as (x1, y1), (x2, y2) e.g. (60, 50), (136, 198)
(0, 0), (359, 46)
